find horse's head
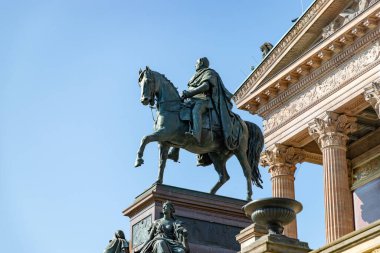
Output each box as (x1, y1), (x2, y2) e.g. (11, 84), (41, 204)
(138, 66), (156, 106)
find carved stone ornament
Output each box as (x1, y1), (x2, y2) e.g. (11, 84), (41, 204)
(308, 112), (358, 149)
(268, 165), (296, 178)
(263, 41), (380, 133)
(321, 0), (376, 40)
(364, 81), (380, 118)
(260, 144), (305, 170)
(353, 155), (380, 183)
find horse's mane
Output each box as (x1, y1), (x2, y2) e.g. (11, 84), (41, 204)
(152, 70), (180, 97)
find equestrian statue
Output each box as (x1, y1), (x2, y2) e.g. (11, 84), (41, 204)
(134, 57), (264, 201)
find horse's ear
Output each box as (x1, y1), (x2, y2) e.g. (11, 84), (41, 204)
(139, 68), (142, 75)
(145, 66), (150, 71)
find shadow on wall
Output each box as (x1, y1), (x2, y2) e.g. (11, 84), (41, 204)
(354, 177), (380, 226)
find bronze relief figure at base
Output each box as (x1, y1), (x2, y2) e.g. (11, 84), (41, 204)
(104, 230), (129, 253)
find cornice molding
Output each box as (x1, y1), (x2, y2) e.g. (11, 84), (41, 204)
(262, 31), (380, 136)
(233, 0), (331, 104)
(234, 1), (380, 115)
(260, 27), (380, 116)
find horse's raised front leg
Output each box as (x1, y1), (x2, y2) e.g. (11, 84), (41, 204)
(235, 148), (253, 201)
(208, 152), (230, 195)
(157, 143), (170, 185)
(135, 133), (160, 167)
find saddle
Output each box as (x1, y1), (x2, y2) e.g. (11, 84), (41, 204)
(179, 101), (220, 130)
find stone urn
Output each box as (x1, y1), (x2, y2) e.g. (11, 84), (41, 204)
(243, 197), (302, 235)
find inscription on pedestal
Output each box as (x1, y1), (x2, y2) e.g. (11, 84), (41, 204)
(132, 215), (152, 248)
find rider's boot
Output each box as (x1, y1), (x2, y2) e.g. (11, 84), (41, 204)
(185, 110), (202, 144)
(185, 129), (201, 144)
(185, 131), (199, 144)
(168, 147), (180, 162)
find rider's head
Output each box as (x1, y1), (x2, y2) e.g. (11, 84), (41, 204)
(196, 57), (209, 71)
(115, 230), (125, 239)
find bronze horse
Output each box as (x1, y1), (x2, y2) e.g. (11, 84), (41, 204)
(135, 67), (264, 200)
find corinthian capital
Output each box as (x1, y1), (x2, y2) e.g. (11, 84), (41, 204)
(308, 112), (357, 149)
(364, 82), (380, 118)
(260, 144), (305, 168)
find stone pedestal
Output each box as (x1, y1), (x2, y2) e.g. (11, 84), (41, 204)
(123, 184), (251, 253)
(239, 234), (311, 253)
(236, 223), (268, 250)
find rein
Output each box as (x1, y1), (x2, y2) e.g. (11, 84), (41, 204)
(149, 105), (157, 122)
(157, 99), (182, 105)
(145, 71), (183, 121)
(149, 100), (183, 122)
(156, 99), (182, 113)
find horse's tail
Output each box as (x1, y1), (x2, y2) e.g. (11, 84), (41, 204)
(245, 121), (264, 188)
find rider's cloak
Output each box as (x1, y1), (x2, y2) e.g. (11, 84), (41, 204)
(188, 68), (242, 150)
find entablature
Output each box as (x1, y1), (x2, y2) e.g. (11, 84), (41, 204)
(234, 1), (380, 116)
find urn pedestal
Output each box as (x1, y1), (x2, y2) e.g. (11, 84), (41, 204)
(237, 197), (311, 253)
(123, 184), (251, 253)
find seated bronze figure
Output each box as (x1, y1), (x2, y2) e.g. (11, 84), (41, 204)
(137, 201), (189, 253)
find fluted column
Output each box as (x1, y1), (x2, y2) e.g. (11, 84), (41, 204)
(364, 81), (380, 118)
(261, 144), (304, 239)
(308, 112), (357, 243)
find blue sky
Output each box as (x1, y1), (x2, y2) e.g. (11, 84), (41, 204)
(0, 1), (325, 252)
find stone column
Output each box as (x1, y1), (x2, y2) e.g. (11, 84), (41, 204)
(364, 81), (380, 118)
(261, 144), (304, 239)
(308, 112), (357, 243)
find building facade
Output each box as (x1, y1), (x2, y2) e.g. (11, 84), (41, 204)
(234, 0), (380, 251)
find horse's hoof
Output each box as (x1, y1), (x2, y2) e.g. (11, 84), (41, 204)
(246, 196), (252, 202)
(134, 158), (144, 167)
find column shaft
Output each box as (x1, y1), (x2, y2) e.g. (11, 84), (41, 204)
(270, 165), (297, 238)
(322, 146), (354, 242)
(309, 112), (357, 243)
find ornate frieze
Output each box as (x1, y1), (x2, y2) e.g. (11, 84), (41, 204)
(353, 155), (380, 184)
(263, 40), (380, 134)
(364, 81), (380, 117)
(308, 112), (357, 149)
(260, 144), (305, 169)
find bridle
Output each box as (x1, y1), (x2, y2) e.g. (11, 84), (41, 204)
(139, 70), (156, 107)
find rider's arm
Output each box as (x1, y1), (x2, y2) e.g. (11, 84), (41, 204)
(182, 81), (209, 98)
